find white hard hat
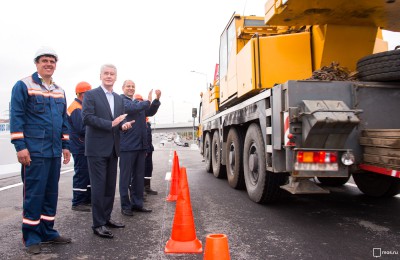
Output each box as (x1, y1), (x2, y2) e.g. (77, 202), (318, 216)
(34, 46), (58, 63)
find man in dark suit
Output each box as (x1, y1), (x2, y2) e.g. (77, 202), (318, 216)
(82, 64), (132, 239)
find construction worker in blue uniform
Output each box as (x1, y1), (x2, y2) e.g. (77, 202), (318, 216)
(144, 118), (158, 195)
(119, 80), (161, 216)
(68, 81), (92, 212)
(10, 46), (72, 255)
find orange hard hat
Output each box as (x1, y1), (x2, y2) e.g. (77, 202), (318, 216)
(75, 81), (92, 94)
(133, 94), (143, 101)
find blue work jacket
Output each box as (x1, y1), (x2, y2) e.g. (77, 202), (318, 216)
(10, 72), (70, 157)
(67, 98), (86, 154)
(120, 94), (160, 152)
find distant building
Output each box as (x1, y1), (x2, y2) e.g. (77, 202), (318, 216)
(0, 119), (10, 132)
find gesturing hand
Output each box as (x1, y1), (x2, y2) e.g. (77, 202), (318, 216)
(155, 89), (161, 100)
(122, 120), (135, 131)
(112, 114), (128, 127)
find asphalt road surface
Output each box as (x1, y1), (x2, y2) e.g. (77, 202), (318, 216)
(0, 140), (399, 259)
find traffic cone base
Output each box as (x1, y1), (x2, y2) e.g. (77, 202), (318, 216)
(165, 168), (203, 254)
(165, 238), (202, 254)
(204, 233), (230, 260)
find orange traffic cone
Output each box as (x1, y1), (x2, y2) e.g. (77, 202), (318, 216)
(203, 234), (230, 260)
(166, 151), (180, 201)
(165, 167), (202, 254)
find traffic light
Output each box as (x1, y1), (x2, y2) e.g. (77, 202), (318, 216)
(192, 108), (197, 118)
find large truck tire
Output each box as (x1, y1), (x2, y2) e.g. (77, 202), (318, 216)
(243, 123), (286, 203)
(317, 176), (350, 187)
(204, 133), (213, 173)
(211, 131), (226, 178)
(353, 171), (400, 197)
(226, 128), (245, 189)
(357, 49), (400, 82)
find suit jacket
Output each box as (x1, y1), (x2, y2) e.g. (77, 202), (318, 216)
(82, 86), (125, 157)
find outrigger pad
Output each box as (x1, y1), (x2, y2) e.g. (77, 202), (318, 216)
(280, 177), (330, 194)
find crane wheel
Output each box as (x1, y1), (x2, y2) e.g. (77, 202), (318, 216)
(226, 128), (245, 189)
(353, 171), (400, 197)
(204, 133), (213, 173)
(211, 131), (226, 179)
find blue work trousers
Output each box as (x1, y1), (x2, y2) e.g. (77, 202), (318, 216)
(119, 151), (145, 210)
(72, 154), (91, 206)
(21, 157), (61, 247)
(144, 151), (153, 181)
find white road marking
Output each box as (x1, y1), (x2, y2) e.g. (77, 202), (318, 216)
(165, 172), (171, 181)
(0, 169), (74, 192)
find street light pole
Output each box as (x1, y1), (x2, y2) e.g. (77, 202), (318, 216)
(190, 70), (208, 90)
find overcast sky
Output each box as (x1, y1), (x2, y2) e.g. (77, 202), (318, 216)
(1, 0), (399, 124)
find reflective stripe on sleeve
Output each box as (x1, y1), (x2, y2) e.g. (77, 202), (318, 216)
(11, 132), (24, 140)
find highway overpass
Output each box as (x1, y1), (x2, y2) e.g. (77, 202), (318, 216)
(151, 122), (198, 134)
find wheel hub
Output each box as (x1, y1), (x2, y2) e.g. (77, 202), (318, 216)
(249, 153), (258, 173)
(214, 143), (219, 159)
(228, 145), (235, 174)
(229, 145), (235, 165)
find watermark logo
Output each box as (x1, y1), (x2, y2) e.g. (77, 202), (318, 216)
(373, 248), (398, 258)
(373, 248), (381, 258)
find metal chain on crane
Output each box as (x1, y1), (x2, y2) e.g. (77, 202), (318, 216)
(306, 62), (358, 81)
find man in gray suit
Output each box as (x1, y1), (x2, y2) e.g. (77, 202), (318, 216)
(82, 64), (132, 239)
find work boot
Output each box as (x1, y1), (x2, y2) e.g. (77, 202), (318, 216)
(26, 244), (41, 255)
(45, 236), (72, 244)
(72, 204), (91, 212)
(145, 186), (158, 195)
(144, 179), (158, 195)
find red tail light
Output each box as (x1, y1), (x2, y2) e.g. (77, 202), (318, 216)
(297, 151), (304, 162)
(330, 152), (337, 163)
(297, 151), (337, 163)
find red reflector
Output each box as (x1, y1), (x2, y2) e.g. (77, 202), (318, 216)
(297, 151), (304, 162)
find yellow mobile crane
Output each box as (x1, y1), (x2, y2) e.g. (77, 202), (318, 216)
(198, 0), (400, 203)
